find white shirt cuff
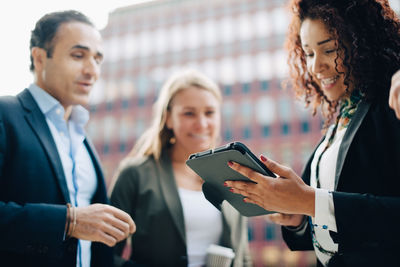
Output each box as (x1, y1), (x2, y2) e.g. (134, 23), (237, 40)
(314, 188), (337, 232)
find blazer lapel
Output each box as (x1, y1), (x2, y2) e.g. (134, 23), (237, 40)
(334, 100), (371, 189)
(84, 138), (108, 204)
(158, 152), (186, 245)
(18, 89), (71, 203)
(219, 202), (233, 248)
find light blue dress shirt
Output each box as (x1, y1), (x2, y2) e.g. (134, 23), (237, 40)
(28, 84), (98, 267)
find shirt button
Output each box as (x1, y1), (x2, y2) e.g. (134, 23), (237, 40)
(56, 108), (61, 115)
(322, 225), (328, 229)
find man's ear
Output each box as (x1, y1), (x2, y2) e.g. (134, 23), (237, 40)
(31, 47), (47, 72)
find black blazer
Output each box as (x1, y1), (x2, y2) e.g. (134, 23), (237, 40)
(0, 89), (112, 267)
(282, 97), (400, 267)
(111, 151), (252, 267)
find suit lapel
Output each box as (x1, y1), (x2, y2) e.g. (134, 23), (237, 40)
(18, 89), (71, 203)
(85, 139), (108, 204)
(334, 100), (371, 189)
(158, 152), (186, 245)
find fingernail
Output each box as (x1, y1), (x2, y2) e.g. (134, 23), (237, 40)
(243, 198), (247, 203)
(260, 154), (267, 162)
(228, 161), (233, 167)
(229, 188), (234, 192)
(223, 182), (228, 187)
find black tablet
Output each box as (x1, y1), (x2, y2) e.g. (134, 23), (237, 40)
(186, 142), (276, 217)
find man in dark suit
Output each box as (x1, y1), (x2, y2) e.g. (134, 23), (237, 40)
(0, 10), (135, 267)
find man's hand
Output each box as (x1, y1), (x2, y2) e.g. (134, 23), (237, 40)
(71, 204), (135, 247)
(390, 70), (400, 119)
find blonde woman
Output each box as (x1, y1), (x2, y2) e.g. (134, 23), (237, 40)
(111, 69), (252, 267)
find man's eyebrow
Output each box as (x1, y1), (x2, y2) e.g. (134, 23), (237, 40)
(71, 44), (89, 51)
(71, 44), (104, 58)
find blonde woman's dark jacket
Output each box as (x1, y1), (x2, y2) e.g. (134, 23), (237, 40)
(110, 151), (252, 267)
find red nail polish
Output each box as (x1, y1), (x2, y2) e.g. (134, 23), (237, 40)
(223, 182), (228, 187)
(229, 188), (234, 192)
(260, 155), (267, 162)
(228, 161), (233, 167)
(243, 198), (247, 203)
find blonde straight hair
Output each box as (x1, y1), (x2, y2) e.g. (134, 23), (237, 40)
(125, 69), (222, 163)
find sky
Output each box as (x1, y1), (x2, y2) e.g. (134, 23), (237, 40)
(0, 0), (149, 96)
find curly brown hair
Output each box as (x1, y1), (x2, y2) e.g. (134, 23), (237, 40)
(285, 0), (400, 122)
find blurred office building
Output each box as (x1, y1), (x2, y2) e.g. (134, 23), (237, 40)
(86, 0), (341, 266)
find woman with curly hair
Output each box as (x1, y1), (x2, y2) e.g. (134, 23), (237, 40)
(223, 0), (400, 266)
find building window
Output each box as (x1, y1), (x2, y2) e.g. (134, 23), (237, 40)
(238, 14), (253, 41)
(119, 142), (126, 152)
(281, 123), (290, 135)
(138, 31), (152, 57)
(278, 96), (292, 122)
(154, 28), (168, 54)
(170, 25), (184, 52)
(255, 96), (276, 125)
(89, 105), (97, 113)
(103, 144), (110, 155)
(255, 52), (273, 81)
(203, 20), (217, 47)
(243, 126), (251, 139)
(260, 80), (269, 91)
(202, 59), (218, 82)
(248, 224), (254, 242)
(121, 99), (130, 109)
(242, 83), (251, 94)
(273, 50), (288, 79)
(238, 54), (253, 83)
(136, 76), (149, 98)
(219, 57), (236, 85)
(265, 223), (276, 241)
(224, 128), (233, 141)
(240, 99), (252, 122)
(138, 97), (145, 107)
(253, 10), (272, 39)
(262, 126), (271, 138)
(220, 17), (235, 44)
(123, 34), (137, 59)
(271, 7), (289, 36)
(106, 102), (113, 111)
(223, 85), (232, 96)
(301, 121), (310, 133)
(185, 22), (200, 50)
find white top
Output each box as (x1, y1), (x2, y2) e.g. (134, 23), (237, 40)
(310, 125), (347, 266)
(178, 187), (223, 267)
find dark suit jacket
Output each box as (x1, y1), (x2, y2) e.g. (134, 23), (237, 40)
(282, 97), (400, 267)
(0, 89), (113, 267)
(110, 151), (252, 267)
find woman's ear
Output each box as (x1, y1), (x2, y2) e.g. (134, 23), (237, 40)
(165, 110), (172, 130)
